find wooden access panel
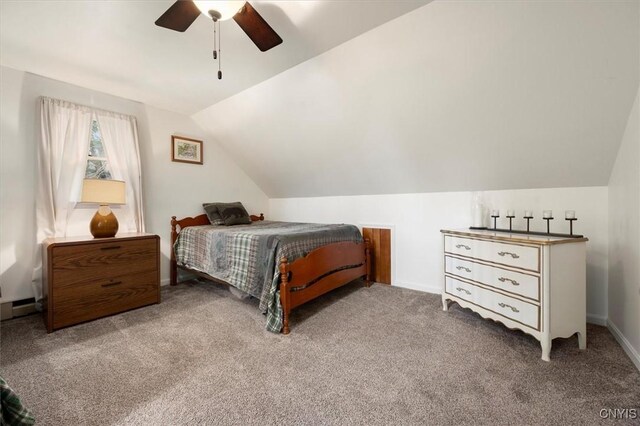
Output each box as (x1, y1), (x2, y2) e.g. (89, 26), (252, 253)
(362, 227), (391, 285)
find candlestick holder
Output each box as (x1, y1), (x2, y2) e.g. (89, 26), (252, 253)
(469, 217), (583, 238)
(524, 215), (533, 232)
(490, 214), (499, 230)
(566, 218), (577, 236)
(506, 214), (515, 231)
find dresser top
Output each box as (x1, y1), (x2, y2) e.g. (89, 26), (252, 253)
(441, 229), (588, 245)
(43, 232), (158, 247)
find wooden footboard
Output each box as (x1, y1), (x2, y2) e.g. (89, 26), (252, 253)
(170, 213), (372, 334)
(279, 240), (372, 334)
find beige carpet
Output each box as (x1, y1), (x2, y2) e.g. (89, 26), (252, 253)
(1, 281), (639, 425)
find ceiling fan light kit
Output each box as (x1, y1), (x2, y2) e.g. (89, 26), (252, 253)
(194, 1), (245, 21)
(155, 0), (283, 80)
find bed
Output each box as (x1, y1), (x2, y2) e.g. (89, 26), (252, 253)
(170, 213), (371, 334)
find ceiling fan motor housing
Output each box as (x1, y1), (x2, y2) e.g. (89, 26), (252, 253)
(208, 10), (222, 21)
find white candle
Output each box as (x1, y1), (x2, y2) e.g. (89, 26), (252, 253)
(524, 210), (533, 218)
(543, 210), (553, 219)
(565, 210), (576, 219)
(507, 209), (515, 217)
(491, 210), (499, 217)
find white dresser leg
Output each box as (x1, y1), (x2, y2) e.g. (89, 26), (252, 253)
(577, 330), (587, 350)
(541, 338), (552, 362)
(442, 297), (449, 312)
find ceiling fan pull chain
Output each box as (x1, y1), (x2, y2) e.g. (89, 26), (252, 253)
(212, 20), (217, 60)
(218, 21), (222, 80)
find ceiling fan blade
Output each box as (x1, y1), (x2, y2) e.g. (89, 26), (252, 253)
(155, 0), (201, 32)
(233, 2), (282, 52)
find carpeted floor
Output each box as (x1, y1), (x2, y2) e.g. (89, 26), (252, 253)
(1, 281), (639, 425)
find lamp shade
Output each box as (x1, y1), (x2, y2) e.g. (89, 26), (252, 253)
(81, 179), (126, 205)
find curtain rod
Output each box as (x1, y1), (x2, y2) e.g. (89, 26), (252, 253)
(39, 96), (138, 122)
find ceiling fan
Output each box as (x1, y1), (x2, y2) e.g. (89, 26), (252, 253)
(156, 1), (282, 78)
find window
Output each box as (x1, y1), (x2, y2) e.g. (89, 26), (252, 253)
(85, 119), (112, 179)
(37, 97), (144, 242)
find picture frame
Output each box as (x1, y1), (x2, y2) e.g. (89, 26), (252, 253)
(171, 135), (203, 165)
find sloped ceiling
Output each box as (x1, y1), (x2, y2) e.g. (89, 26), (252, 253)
(193, 0), (640, 198)
(0, 0), (429, 115)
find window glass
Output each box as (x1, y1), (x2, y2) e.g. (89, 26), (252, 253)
(85, 119), (112, 179)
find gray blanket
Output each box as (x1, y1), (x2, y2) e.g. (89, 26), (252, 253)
(174, 221), (363, 332)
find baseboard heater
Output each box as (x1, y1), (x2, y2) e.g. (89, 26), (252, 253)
(0, 298), (37, 321)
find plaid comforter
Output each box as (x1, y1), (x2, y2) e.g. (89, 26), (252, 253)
(1, 376), (34, 425)
(174, 221), (363, 332)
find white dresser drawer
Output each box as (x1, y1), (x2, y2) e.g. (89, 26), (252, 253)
(445, 256), (540, 302)
(444, 236), (540, 272)
(445, 276), (539, 330)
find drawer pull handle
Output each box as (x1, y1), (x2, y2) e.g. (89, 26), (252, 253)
(455, 287), (471, 295)
(456, 244), (471, 250)
(497, 251), (520, 259)
(101, 281), (122, 288)
(100, 246), (122, 251)
(498, 277), (520, 286)
(456, 266), (471, 273)
(498, 302), (519, 313)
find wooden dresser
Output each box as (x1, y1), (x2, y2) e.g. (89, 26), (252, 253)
(42, 233), (160, 332)
(441, 229), (588, 361)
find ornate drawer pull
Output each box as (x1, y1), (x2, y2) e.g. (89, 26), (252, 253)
(456, 266), (471, 273)
(498, 302), (519, 313)
(498, 251), (520, 259)
(455, 287), (471, 295)
(498, 277), (520, 286)
(456, 244), (471, 250)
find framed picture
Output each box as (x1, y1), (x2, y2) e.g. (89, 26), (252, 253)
(171, 135), (203, 165)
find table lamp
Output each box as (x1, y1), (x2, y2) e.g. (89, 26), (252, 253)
(81, 179), (126, 238)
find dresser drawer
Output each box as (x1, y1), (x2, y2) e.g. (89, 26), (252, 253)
(52, 270), (159, 329)
(444, 236), (539, 272)
(445, 276), (539, 330)
(445, 256), (540, 301)
(51, 238), (157, 286)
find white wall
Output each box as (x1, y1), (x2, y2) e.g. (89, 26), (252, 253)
(0, 67), (33, 302)
(137, 105), (268, 285)
(608, 87), (640, 370)
(195, 0), (639, 199)
(0, 66), (268, 302)
(270, 186), (609, 322)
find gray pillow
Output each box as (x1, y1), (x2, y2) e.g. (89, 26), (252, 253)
(217, 202), (252, 226)
(202, 203), (226, 226)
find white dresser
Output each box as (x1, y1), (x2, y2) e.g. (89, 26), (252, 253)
(441, 229), (588, 361)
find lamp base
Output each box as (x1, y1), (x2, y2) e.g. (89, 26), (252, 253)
(90, 206), (118, 238)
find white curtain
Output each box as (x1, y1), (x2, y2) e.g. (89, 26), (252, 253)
(36, 97), (93, 241)
(33, 97), (144, 305)
(95, 111), (145, 233)
(33, 98), (93, 305)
